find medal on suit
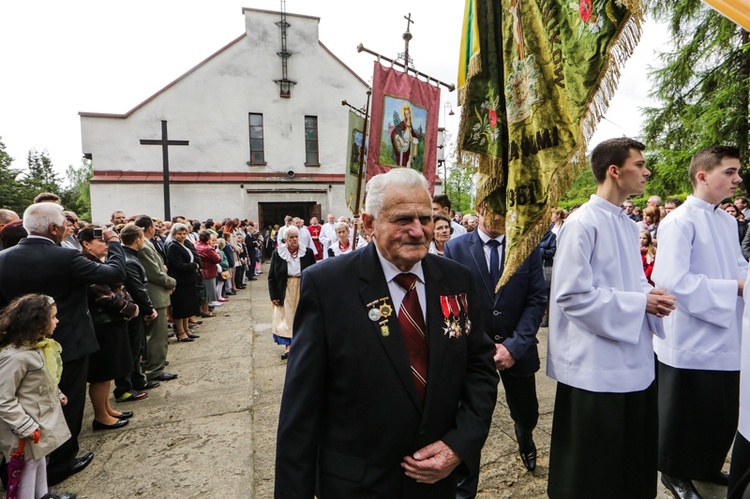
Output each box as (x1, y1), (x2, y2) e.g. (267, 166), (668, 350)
(379, 319), (390, 337)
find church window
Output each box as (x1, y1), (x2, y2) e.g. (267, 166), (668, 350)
(248, 113), (265, 164)
(304, 115), (319, 166)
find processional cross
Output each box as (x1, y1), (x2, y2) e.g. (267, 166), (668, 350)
(401, 13), (415, 68)
(139, 120), (189, 221)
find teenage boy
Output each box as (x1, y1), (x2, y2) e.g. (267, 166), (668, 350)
(547, 137), (676, 498)
(652, 146), (746, 498)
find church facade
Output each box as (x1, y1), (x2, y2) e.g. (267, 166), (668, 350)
(80, 8), (368, 227)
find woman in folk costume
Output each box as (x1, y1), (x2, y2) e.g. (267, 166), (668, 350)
(268, 226), (315, 360)
(0, 294), (74, 499)
(326, 222), (355, 258)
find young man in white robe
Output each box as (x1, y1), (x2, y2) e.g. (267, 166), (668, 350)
(730, 264), (750, 498)
(652, 146), (746, 498)
(293, 218), (318, 259)
(547, 137), (676, 498)
(318, 213), (337, 258)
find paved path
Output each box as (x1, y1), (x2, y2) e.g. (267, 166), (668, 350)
(62, 262), (728, 498)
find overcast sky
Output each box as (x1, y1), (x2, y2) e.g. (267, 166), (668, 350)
(0, 0), (670, 178)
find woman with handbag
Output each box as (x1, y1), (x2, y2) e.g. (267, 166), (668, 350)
(79, 227), (145, 412)
(268, 227), (315, 360)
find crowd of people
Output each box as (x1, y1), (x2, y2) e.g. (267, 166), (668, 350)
(0, 194), (266, 499)
(4, 140), (750, 499)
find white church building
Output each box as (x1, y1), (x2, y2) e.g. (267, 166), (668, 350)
(80, 7), (369, 227)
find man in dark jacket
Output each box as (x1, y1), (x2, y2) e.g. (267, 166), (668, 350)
(0, 202), (126, 485)
(115, 224), (159, 401)
(444, 206), (547, 496)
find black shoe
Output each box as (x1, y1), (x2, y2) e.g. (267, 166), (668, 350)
(165, 361), (170, 366)
(42, 491), (78, 499)
(188, 333), (200, 339)
(152, 372), (178, 381)
(661, 474), (702, 499)
(167, 332), (175, 338)
(116, 411), (134, 419)
(47, 453), (94, 487)
(281, 351), (289, 360)
(141, 380), (161, 390)
(514, 424), (537, 472)
(248, 277), (257, 281)
(92, 418), (129, 431)
(176, 334), (195, 342)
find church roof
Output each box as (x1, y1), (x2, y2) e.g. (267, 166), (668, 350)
(79, 8), (367, 119)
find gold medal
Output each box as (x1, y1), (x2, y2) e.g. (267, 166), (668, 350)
(379, 303), (393, 318)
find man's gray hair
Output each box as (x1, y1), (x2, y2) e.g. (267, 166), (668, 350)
(171, 222), (189, 235)
(0, 209), (19, 225)
(365, 168), (429, 218)
(284, 226), (300, 237)
(23, 202), (65, 235)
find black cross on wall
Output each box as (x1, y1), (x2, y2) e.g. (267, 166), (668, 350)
(139, 120), (189, 221)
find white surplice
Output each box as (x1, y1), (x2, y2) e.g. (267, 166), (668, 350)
(547, 195), (663, 393)
(319, 222), (336, 259)
(652, 195), (747, 371)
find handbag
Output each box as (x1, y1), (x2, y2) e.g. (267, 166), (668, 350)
(220, 270), (231, 280)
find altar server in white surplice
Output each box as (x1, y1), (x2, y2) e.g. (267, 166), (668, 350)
(730, 283), (750, 499)
(652, 146), (747, 498)
(547, 138), (676, 499)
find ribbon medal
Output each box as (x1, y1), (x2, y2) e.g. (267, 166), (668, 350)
(439, 294), (471, 338)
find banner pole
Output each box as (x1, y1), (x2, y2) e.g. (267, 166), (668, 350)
(357, 44), (455, 92)
(352, 88), (373, 245)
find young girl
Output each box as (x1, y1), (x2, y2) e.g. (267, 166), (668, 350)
(640, 230), (656, 286)
(0, 294), (72, 499)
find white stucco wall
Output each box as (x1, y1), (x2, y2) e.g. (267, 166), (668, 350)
(89, 181), (349, 226)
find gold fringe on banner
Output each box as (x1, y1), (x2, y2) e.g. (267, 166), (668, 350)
(496, 3), (644, 290)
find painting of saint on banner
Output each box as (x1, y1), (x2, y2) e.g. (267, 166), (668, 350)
(379, 96), (428, 173)
(349, 128), (365, 175)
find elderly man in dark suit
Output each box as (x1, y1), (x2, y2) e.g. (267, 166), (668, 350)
(0, 202), (126, 486)
(275, 168), (498, 499)
(444, 206), (546, 496)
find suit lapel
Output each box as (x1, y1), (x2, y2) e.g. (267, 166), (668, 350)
(469, 232), (495, 298)
(422, 256), (452, 417)
(358, 245), (423, 412)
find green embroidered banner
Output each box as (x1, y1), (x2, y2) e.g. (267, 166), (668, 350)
(458, 0), (643, 287)
(344, 110), (367, 215)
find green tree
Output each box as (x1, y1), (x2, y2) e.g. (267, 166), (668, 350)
(0, 137), (28, 214)
(60, 159), (93, 221)
(642, 0), (749, 188)
(445, 146), (477, 213)
(23, 148), (62, 197)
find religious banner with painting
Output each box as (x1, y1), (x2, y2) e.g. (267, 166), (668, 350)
(344, 110), (367, 214)
(366, 62), (441, 194)
(458, 0), (644, 287)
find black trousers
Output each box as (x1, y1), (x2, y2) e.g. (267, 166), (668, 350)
(729, 432), (750, 499)
(456, 371), (538, 499)
(657, 361), (739, 480)
(47, 355), (90, 481)
(548, 381), (658, 499)
(114, 318), (147, 397)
